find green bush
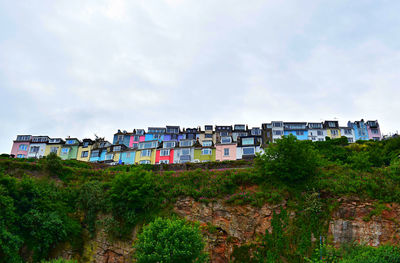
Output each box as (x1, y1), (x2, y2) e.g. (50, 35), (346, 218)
(257, 135), (319, 183)
(43, 153), (63, 176)
(134, 217), (207, 263)
(340, 245), (400, 263)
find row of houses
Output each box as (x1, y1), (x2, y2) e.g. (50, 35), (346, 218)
(10, 119), (382, 165)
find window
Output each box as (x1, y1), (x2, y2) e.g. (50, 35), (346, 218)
(242, 138), (254, 145)
(331, 130), (338, 136)
(113, 146), (121, 152)
(50, 147), (58, 153)
(164, 141), (176, 148)
(273, 122), (282, 127)
(139, 141), (157, 149)
(273, 130), (283, 136)
(221, 137), (232, 144)
(328, 122), (336, 128)
(49, 138), (60, 143)
(117, 135), (124, 142)
(141, 149), (152, 157)
(61, 148), (69, 154)
(317, 130), (323, 136)
(153, 134), (162, 139)
(106, 154), (113, 160)
(373, 137), (380, 141)
(66, 139), (76, 145)
(17, 154), (25, 158)
(19, 144), (28, 151)
(133, 135), (140, 141)
(91, 150), (100, 157)
(296, 131), (304, 136)
(181, 148), (190, 155)
(159, 160), (169, 164)
(140, 160), (150, 164)
(234, 125), (245, 131)
(205, 134), (213, 138)
(202, 149), (212, 155)
(318, 138), (324, 141)
(251, 128), (261, 135)
(220, 132), (228, 136)
(81, 151), (89, 158)
(187, 134), (195, 139)
(347, 138), (354, 143)
(180, 140), (193, 147)
(205, 125), (213, 131)
(160, 149), (170, 156)
(202, 140), (212, 147)
(224, 148), (229, 156)
(126, 152), (131, 158)
(344, 129), (352, 135)
(372, 129), (379, 134)
(243, 147), (255, 155)
(83, 141), (89, 147)
(17, 135), (30, 141)
(166, 128), (179, 133)
(30, 146), (39, 153)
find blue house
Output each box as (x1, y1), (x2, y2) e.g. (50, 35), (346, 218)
(283, 122), (308, 140)
(145, 127), (166, 142)
(120, 150), (136, 165)
(347, 120), (369, 141)
(113, 130), (132, 147)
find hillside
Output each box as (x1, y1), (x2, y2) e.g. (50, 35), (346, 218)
(1, 136), (400, 263)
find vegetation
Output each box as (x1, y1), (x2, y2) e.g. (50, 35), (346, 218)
(134, 217), (207, 263)
(0, 135), (399, 262)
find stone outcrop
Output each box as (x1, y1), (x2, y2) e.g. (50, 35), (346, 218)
(54, 197), (400, 263)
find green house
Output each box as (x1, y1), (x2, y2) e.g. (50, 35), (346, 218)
(60, 138), (80, 160)
(194, 147), (216, 162)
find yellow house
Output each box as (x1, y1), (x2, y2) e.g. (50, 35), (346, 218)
(104, 144), (127, 163)
(44, 138), (65, 157)
(77, 139), (95, 162)
(135, 149), (157, 164)
(324, 121), (341, 139)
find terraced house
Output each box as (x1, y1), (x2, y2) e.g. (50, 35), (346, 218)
(10, 119), (383, 164)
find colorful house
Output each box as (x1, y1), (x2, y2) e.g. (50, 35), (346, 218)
(236, 136), (263, 160)
(283, 122), (308, 140)
(120, 149), (136, 165)
(270, 121), (284, 142)
(59, 138), (80, 160)
(44, 138), (65, 157)
(27, 136), (50, 158)
(89, 139), (112, 162)
(113, 130), (133, 147)
(347, 120), (369, 141)
(145, 127), (166, 142)
(173, 139), (195, 163)
(232, 124), (249, 142)
(77, 139), (94, 162)
(198, 126), (215, 145)
(10, 135), (32, 158)
(104, 144), (127, 163)
(324, 121), (341, 139)
(366, 120), (382, 141)
(261, 123), (273, 146)
(155, 141), (176, 164)
(194, 146), (216, 162)
(307, 123), (326, 142)
(129, 129), (146, 148)
(135, 140), (158, 164)
(215, 139), (237, 161)
(340, 127), (356, 143)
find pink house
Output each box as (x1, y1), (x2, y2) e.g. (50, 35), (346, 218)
(129, 129), (146, 147)
(10, 135), (32, 158)
(366, 120), (382, 141)
(215, 143), (237, 161)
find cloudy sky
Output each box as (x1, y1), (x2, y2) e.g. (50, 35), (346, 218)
(1, 0), (400, 153)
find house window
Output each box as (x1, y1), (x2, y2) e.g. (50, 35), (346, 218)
(251, 129), (261, 135)
(243, 147), (255, 155)
(181, 148), (190, 155)
(373, 137), (380, 141)
(160, 149), (170, 156)
(159, 160), (169, 164)
(347, 138), (354, 143)
(83, 141), (89, 147)
(113, 146), (121, 152)
(139, 141), (157, 149)
(180, 140), (193, 147)
(221, 137), (232, 144)
(61, 148), (69, 154)
(153, 134), (162, 139)
(66, 139), (76, 145)
(202, 140), (212, 147)
(205, 134), (213, 138)
(91, 150), (100, 157)
(17, 154), (26, 158)
(164, 141), (176, 148)
(317, 131), (323, 136)
(224, 148), (229, 156)
(19, 144), (28, 151)
(296, 131), (304, 136)
(187, 134), (195, 139)
(140, 160), (150, 164)
(126, 152), (131, 158)
(117, 135), (124, 142)
(220, 132), (229, 136)
(81, 151), (89, 158)
(30, 146), (40, 153)
(273, 122), (282, 127)
(106, 154), (113, 160)
(273, 130), (283, 136)
(133, 135), (140, 141)
(205, 125), (213, 131)
(344, 129), (352, 135)
(331, 130), (339, 136)
(242, 138), (254, 145)
(141, 149), (152, 157)
(318, 138), (324, 141)
(202, 149), (212, 155)
(50, 147), (59, 153)
(372, 129), (379, 134)
(235, 125), (245, 130)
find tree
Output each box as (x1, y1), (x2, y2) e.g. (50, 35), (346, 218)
(257, 134), (319, 183)
(134, 217), (207, 263)
(43, 152), (63, 176)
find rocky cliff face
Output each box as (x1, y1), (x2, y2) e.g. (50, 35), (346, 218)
(58, 197), (400, 263)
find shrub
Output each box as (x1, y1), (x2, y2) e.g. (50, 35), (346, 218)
(257, 135), (319, 183)
(340, 245), (400, 263)
(43, 153), (63, 176)
(134, 217), (207, 263)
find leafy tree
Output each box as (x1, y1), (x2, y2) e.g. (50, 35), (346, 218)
(43, 152), (63, 176)
(257, 134), (319, 183)
(134, 217), (207, 263)
(340, 245), (400, 263)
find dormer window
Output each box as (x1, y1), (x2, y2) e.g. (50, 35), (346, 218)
(180, 140), (193, 147)
(205, 125), (213, 131)
(202, 140), (212, 147)
(220, 132), (228, 136)
(66, 139), (76, 145)
(242, 138), (254, 145)
(114, 146), (121, 152)
(163, 141), (176, 148)
(221, 137), (232, 144)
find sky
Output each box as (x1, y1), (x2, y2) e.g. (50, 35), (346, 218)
(1, 0), (400, 153)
